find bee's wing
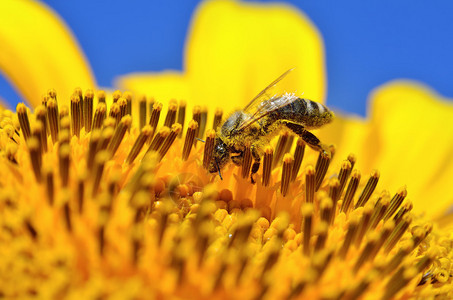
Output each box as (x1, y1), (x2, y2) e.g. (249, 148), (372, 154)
(237, 69), (296, 131)
(243, 68), (294, 113)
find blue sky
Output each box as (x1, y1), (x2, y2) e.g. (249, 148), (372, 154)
(1, 0), (453, 117)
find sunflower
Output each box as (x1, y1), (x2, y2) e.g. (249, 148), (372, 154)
(0, 0), (452, 299)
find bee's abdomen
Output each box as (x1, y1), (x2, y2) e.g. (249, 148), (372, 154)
(272, 98), (333, 129)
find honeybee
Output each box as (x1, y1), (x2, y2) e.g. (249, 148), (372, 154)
(208, 69), (334, 183)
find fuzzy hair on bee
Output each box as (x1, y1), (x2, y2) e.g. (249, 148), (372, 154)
(209, 69), (334, 183)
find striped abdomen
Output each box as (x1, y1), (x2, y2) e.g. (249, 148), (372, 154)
(267, 97), (334, 129)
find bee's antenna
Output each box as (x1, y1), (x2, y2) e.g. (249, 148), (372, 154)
(195, 137), (206, 143)
(215, 158), (223, 180)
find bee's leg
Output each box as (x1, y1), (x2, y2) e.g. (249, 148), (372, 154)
(250, 148), (261, 184)
(231, 152), (243, 166)
(283, 122), (330, 154)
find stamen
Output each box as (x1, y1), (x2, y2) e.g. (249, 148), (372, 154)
(355, 170), (380, 208)
(369, 220), (394, 260)
(108, 102), (121, 127)
(32, 122), (44, 156)
(47, 88), (57, 101)
(148, 102), (163, 139)
(386, 267), (419, 300)
(98, 221), (106, 256)
(24, 218), (38, 240)
(288, 269), (317, 299)
(328, 144), (336, 159)
(139, 95), (147, 130)
(182, 120), (198, 160)
(202, 129), (216, 170)
(17, 103), (31, 141)
(305, 166), (315, 203)
(315, 150), (331, 191)
(328, 178), (340, 224)
(44, 165), (54, 206)
(177, 100), (186, 137)
(70, 93), (82, 138)
(77, 172), (86, 214)
(192, 106), (201, 145)
(281, 153), (294, 196)
(96, 127), (114, 153)
(241, 143), (253, 179)
(262, 146), (273, 187)
(158, 123), (182, 160)
(320, 195), (333, 224)
(74, 88), (84, 126)
(117, 97), (128, 119)
(347, 153), (356, 168)
(123, 91), (132, 116)
(312, 248), (334, 281)
(87, 129), (101, 169)
(148, 97), (155, 119)
(92, 102), (107, 130)
(410, 225), (428, 250)
(393, 199), (413, 224)
(60, 116), (71, 134)
(6, 143), (18, 164)
(59, 143), (70, 187)
(59, 105), (69, 123)
(338, 214), (360, 259)
(291, 138), (305, 181)
(107, 115), (132, 156)
(102, 117), (116, 130)
(198, 106), (208, 140)
(301, 203), (314, 256)
(353, 232), (379, 273)
(47, 99), (59, 144)
(92, 150), (110, 197)
(337, 160), (352, 197)
(41, 94), (49, 108)
(340, 170), (361, 213)
(112, 90), (122, 103)
(382, 240), (414, 275)
(384, 214), (412, 254)
(107, 170), (121, 199)
(272, 130), (290, 168)
(62, 190), (72, 232)
(83, 89), (94, 132)
(314, 222), (329, 251)
(147, 126), (170, 153)
(383, 186), (408, 221)
(27, 137), (42, 182)
(97, 90), (106, 104)
(34, 106), (48, 152)
(355, 202), (373, 247)
(369, 191), (390, 230)
(126, 125), (154, 164)
(164, 100), (178, 127)
(4, 124), (19, 145)
(213, 108), (223, 130)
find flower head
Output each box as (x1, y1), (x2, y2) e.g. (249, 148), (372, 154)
(0, 0), (452, 299)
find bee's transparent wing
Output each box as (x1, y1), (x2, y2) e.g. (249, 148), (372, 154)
(243, 68), (294, 113)
(237, 68), (296, 131)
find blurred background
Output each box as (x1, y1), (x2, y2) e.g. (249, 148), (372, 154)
(1, 0), (452, 117)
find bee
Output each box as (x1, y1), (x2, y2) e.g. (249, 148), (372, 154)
(208, 69), (334, 183)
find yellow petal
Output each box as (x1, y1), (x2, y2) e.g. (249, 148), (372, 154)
(0, 0), (95, 107)
(323, 81), (453, 217)
(367, 81), (453, 217)
(185, 0), (326, 111)
(117, 0), (326, 113)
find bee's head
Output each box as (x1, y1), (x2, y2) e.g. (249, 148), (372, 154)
(209, 137), (230, 174)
